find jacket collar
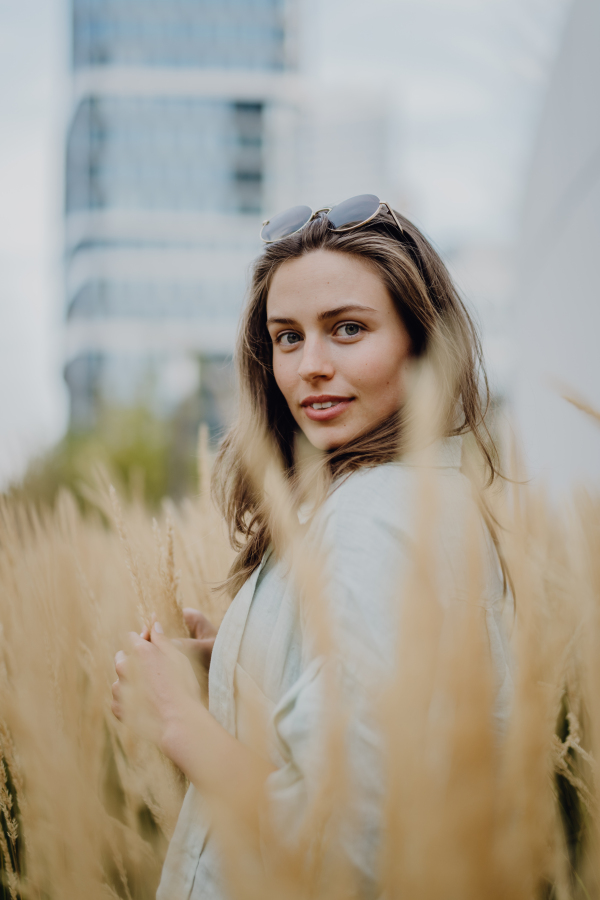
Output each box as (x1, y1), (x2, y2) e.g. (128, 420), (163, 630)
(400, 434), (463, 469)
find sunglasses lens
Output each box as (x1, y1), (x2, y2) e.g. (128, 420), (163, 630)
(327, 194), (381, 229)
(261, 205), (312, 242)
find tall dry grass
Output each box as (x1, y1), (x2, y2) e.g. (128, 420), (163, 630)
(0, 410), (599, 900)
(0, 433), (233, 899)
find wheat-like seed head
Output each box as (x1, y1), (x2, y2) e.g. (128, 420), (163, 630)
(0, 412), (598, 899)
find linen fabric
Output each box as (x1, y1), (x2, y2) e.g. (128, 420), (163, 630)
(156, 438), (512, 899)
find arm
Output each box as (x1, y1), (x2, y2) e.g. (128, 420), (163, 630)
(112, 622), (274, 823)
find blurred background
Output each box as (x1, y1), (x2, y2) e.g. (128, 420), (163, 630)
(0, 0), (598, 505)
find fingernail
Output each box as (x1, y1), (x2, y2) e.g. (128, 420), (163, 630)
(154, 621), (164, 634)
(115, 650), (126, 664)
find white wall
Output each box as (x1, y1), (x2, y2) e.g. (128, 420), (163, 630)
(0, 0), (69, 485)
(512, 0), (600, 491)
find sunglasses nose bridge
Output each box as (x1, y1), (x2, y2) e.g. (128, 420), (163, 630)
(309, 207), (332, 222)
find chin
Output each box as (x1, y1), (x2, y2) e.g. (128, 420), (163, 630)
(303, 426), (353, 453)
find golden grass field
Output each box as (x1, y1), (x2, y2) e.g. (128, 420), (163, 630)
(0, 411), (599, 900)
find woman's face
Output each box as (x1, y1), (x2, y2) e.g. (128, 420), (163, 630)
(266, 249), (412, 451)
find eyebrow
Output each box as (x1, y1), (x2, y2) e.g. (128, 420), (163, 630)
(266, 304), (377, 327)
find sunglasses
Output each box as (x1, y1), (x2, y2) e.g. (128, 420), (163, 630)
(260, 193), (404, 243)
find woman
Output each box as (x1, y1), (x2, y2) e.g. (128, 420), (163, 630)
(112, 195), (512, 899)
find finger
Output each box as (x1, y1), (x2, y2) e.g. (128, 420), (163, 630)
(182, 607), (201, 622)
(114, 650), (127, 677)
(183, 608), (217, 639)
(140, 625), (151, 641)
(127, 632), (155, 666)
(179, 637), (215, 648)
(111, 679), (122, 720)
(179, 637), (214, 668)
(150, 621), (180, 658)
(128, 631), (150, 649)
(182, 608), (201, 637)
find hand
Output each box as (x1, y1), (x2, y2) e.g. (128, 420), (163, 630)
(113, 627), (274, 813)
(112, 621), (203, 754)
(139, 609), (216, 669)
(180, 608), (218, 669)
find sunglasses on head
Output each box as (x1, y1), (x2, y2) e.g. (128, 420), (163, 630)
(260, 193), (404, 243)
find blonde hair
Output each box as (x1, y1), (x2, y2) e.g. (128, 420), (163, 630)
(213, 210), (500, 596)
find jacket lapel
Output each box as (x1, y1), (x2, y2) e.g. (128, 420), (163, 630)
(208, 547), (273, 735)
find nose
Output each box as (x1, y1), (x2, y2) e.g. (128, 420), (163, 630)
(297, 335), (334, 383)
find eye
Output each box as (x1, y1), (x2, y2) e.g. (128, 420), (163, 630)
(335, 322), (362, 338)
(277, 331), (303, 346)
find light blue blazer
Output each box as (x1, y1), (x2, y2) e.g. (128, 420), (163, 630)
(157, 437), (512, 899)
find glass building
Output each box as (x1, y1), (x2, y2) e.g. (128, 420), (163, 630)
(64, 0), (299, 432)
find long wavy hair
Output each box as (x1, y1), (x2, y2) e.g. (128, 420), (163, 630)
(213, 208), (500, 596)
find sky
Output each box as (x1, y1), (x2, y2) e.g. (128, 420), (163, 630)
(0, 0), (571, 486)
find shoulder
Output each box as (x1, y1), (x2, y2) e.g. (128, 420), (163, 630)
(307, 450), (478, 615)
(318, 457), (471, 548)
(314, 465), (408, 562)
(309, 464), (418, 603)
(325, 463), (415, 526)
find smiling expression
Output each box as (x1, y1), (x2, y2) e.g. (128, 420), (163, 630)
(266, 249), (413, 451)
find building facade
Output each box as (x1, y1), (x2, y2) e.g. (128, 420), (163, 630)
(512, 0), (600, 489)
(64, 0), (301, 432)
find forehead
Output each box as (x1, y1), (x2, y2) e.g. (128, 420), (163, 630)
(266, 249), (391, 317)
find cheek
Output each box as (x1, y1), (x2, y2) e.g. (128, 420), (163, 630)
(272, 354), (295, 400)
(341, 338), (408, 400)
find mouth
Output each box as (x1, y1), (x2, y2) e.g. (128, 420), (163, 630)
(301, 395), (355, 422)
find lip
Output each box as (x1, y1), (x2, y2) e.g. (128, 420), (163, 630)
(301, 394), (355, 422)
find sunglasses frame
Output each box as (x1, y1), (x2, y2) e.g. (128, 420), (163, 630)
(260, 196), (404, 244)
